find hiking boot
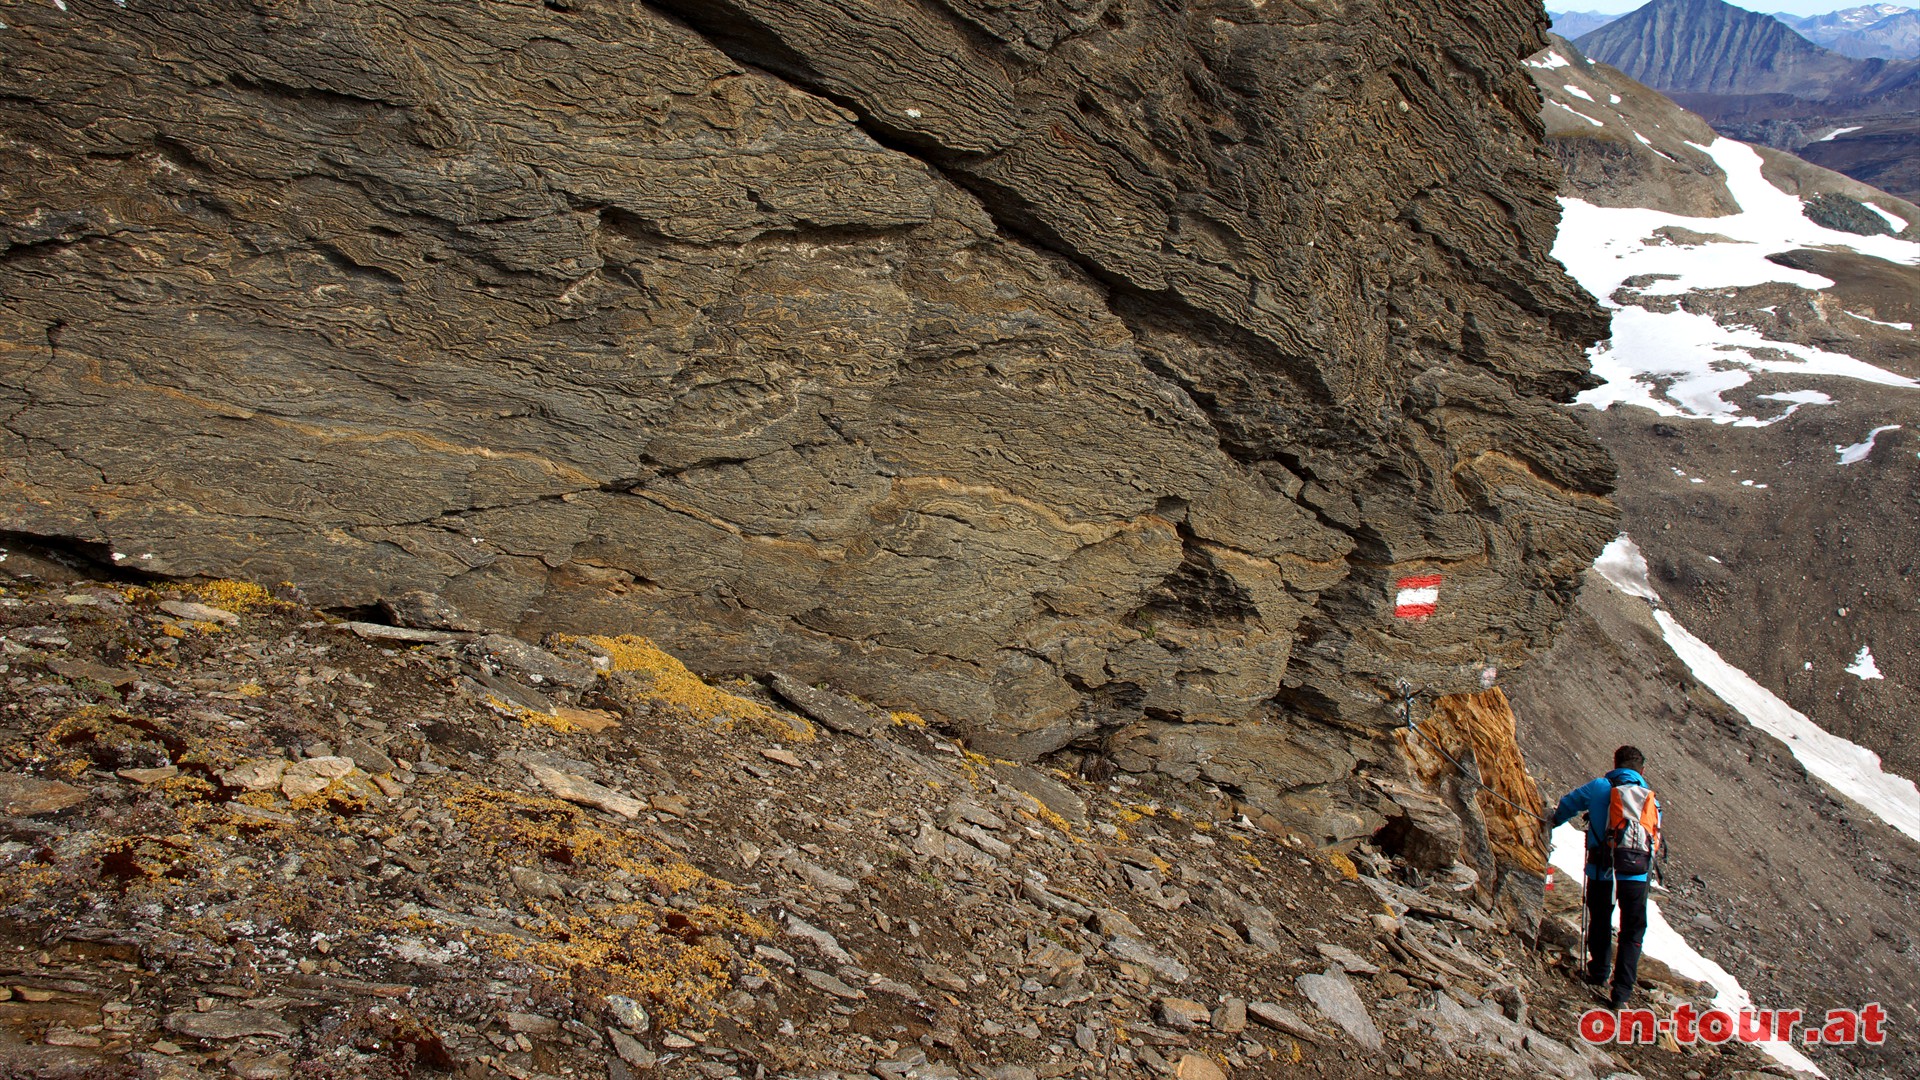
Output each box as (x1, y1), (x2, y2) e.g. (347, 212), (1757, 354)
(1609, 986), (1632, 1010)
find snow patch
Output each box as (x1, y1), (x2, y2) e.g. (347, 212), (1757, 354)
(1609, 93), (1622, 104)
(1835, 424), (1900, 464)
(1863, 202), (1909, 232)
(1818, 126), (1862, 142)
(1846, 646), (1883, 681)
(1628, 131), (1678, 162)
(1550, 101), (1605, 128)
(1529, 51), (1571, 70)
(1556, 138), (1920, 424)
(1595, 535), (1920, 844)
(1844, 310), (1912, 330)
(1564, 84), (1594, 102)
(1592, 536), (1659, 603)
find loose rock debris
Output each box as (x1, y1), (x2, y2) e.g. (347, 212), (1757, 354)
(0, 550), (1775, 1080)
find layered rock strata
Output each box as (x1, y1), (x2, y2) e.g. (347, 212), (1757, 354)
(0, 0), (1614, 836)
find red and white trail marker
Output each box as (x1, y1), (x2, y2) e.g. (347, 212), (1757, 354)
(1393, 574), (1442, 619)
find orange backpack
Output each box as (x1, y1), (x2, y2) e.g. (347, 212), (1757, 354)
(1605, 778), (1661, 877)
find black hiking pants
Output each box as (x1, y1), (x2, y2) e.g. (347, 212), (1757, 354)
(1585, 874), (1649, 1007)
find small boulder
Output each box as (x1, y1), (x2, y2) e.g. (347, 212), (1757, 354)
(1158, 996), (1211, 1030)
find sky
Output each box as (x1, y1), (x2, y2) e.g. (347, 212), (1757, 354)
(1559, 1), (1910, 13)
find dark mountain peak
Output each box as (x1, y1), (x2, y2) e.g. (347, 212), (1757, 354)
(1577, 0), (1868, 94)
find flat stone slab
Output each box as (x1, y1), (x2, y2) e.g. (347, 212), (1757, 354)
(165, 1009), (296, 1041)
(767, 671), (881, 736)
(528, 764), (644, 818)
(0, 774), (88, 816)
(1296, 967), (1382, 1051)
(1247, 1001), (1325, 1044)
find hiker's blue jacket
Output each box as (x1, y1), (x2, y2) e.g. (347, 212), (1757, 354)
(1552, 768), (1656, 882)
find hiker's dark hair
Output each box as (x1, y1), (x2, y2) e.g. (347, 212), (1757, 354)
(1614, 745), (1645, 771)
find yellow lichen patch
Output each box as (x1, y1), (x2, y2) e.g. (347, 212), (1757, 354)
(45, 707), (177, 771)
(1325, 850), (1360, 881)
(888, 711), (927, 728)
(720, 707), (813, 744)
(1016, 794), (1080, 842)
(479, 900), (770, 1025)
(290, 779), (369, 817)
(553, 634), (797, 735)
(154, 774), (219, 804)
(234, 681), (267, 699)
(446, 783), (714, 895)
(93, 835), (199, 887)
(0, 863), (68, 917)
(436, 783), (770, 1022)
(184, 579), (279, 611)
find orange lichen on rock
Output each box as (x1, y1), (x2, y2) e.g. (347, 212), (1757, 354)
(441, 781), (768, 1020)
(481, 899), (770, 1024)
(1400, 687), (1548, 875)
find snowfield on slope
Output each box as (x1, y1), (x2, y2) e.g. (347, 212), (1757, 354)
(1555, 139), (1920, 425)
(1593, 536), (1920, 842)
(1551, 535), (1920, 1078)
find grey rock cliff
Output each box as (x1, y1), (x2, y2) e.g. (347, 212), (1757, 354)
(0, 0), (1613, 830)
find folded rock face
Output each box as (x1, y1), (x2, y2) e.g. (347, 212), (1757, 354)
(0, 2), (1613, 775)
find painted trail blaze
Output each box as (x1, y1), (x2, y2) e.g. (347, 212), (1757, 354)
(1393, 574), (1442, 619)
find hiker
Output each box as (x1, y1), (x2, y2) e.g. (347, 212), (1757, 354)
(1551, 745), (1663, 1009)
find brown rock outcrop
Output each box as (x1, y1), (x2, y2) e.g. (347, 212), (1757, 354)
(1388, 687), (1549, 924)
(1, 2), (1613, 824)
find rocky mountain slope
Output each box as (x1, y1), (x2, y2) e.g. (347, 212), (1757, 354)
(1522, 36), (1920, 1077)
(1574, 0), (1920, 198)
(0, 543), (1794, 1080)
(0, 1), (1617, 852)
(1529, 34), (1920, 786)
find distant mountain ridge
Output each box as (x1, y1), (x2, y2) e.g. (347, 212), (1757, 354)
(1576, 0), (1895, 95)
(1575, 0), (1920, 199)
(1780, 2), (1912, 35)
(1549, 10), (1622, 39)
(1826, 11), (1920, 58)
(1779, 4), (1920, 59)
